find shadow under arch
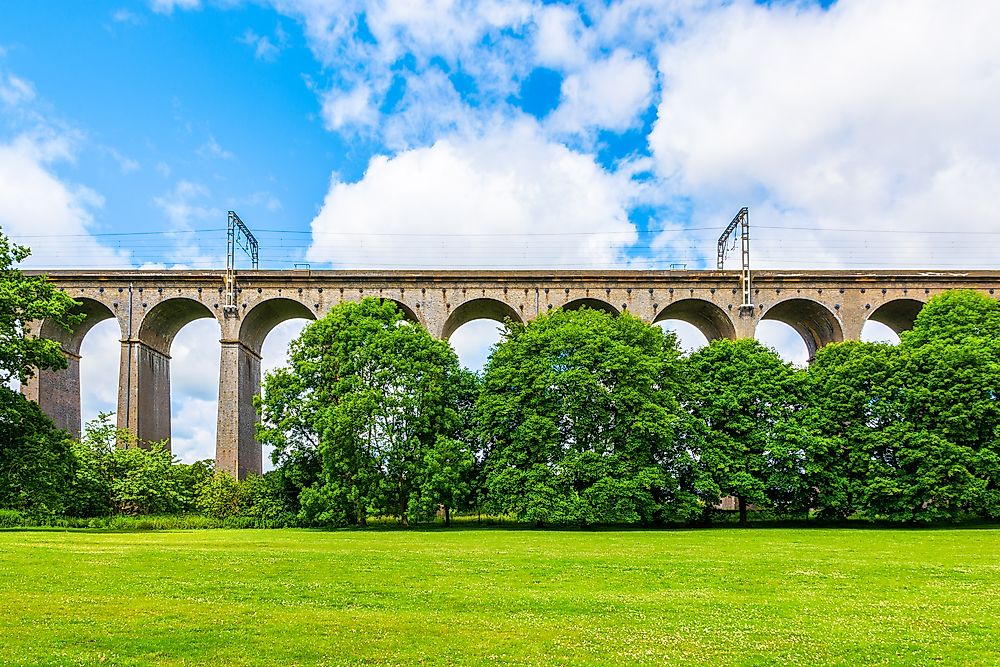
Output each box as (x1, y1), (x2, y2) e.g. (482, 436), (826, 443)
(137, 297), (216, 355)
(652, 298), (736, 341)
(442, 298), (523, 340)
(239, 298), (317, 356)
(39, 296), (119, 355)
(759, 298), (844, 360)
(562, 298), (620, 317)
(867, 298), (925, 336)
(380, 298), (421, 327)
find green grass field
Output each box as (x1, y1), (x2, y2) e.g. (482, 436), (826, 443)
(1, 527), (998, 666)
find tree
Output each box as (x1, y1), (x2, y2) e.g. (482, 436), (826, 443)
(0, 231), (80, 514)
(865, 291), (1000, 522)
(257, 298), (473, 526)
(803, 341), (899, 519)
(478, 307), (696, 526)
(685, 338), (808, 525)
(0, 388), (75, 514)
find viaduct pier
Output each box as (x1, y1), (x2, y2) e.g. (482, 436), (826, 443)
(22, 268), (1000, 478)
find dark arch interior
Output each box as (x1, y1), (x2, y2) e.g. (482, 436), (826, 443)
(138, 298), (215, 355)
(239, 298), (317, 356)
(563, 298), (620, 316)
(442, 298), (523, 340)
(39, 297), (118, 355)
(653, 298), (736, 341)
(760, 298), (843, 359)
(380, 298), (420, 326)
(867, 298), (925, 335)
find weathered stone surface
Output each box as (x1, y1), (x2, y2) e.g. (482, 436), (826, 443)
(22, 269), (1000, 478)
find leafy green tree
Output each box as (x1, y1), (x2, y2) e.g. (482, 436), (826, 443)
(0, 388), (75, 514)
(865, 291), (1000, 522)
(257, 298), (472, 526)
(479, 307), (696, 526)
(803, 341), (900, 519)
(685, 338), (808, 525)
(0, 232), (81, 386)
(68, 413), (207, 517)
(0, 231), (80, 514)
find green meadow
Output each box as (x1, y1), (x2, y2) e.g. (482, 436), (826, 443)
(1, 527), (998, 666)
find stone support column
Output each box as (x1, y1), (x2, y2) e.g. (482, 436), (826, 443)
(117, 339), (172, 447)
(216, 340), (262, 479)
(22, 351), (82, 437)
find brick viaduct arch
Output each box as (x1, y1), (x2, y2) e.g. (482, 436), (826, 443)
(22, 270), (996, 478)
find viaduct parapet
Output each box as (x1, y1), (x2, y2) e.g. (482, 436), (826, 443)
(22, 268), (1000, 478)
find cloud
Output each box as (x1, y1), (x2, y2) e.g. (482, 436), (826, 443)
(306, 121), (639, 269)
(649, 0), (1000, 269)
(150, 0), (200, 15)
(0, 134), (131, 269)
(547, 49), (654, 135)
(320, 84), (376, 131)
(196, 135), (234, 160)
(0, 73), (35, 107)
(240, 25), (287, 61)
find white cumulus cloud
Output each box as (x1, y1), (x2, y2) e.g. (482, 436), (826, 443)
(649, 0), (1000, 269)
(306, 121), (639, 269)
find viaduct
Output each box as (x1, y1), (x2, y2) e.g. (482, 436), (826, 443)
(21, 268), (1000, 478)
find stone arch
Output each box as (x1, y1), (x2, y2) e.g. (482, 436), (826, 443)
(239, 298), (317, 356)
(866, 298), (925, 335)
(381, 299), (421, 326)
(38, 297), (119, 355)
(562, 298), (620, 316)
(652, 299), (736, 341)
(137, 297), (215, 355)
(759, 298), (844, 360)
(442, 298), (523, 340)
(24, 297), (120, 437)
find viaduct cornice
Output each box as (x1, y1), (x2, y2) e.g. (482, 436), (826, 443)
(21, 267), (1000, 479)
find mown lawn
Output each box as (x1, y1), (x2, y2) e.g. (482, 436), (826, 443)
(0, 527), (998, 666)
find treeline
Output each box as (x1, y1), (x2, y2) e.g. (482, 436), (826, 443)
(2, 285), (999, 527)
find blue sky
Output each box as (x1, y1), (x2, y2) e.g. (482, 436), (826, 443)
(1, 0), (998, 462)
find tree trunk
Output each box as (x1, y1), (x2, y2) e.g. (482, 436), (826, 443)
(444, 505), (451, 527)
(738, 495), (748, 526)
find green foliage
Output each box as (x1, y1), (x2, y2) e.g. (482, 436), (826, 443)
(804, 341), (899, 519)
(685, 338), (809, 524)
(67, 413), (208, 517)
(0, 231), (82, 385)
(479, 307), (697, 525)
(257, 298), (475, 526)
(197, 471), (292, 524)
(0, 386), (75, 515)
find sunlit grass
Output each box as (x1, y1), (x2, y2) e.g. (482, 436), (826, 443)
(1, 527), (998, 666)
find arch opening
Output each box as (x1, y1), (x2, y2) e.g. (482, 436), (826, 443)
(169, 318), (221, 463)
(442, 298), (522, 340)
(449, 319), (505, 374)
(239, 298), (317, 356)
(755, 320), (811, 367)
(867, 298), (924, 336)
(652, 298), (736, 342)
(654, 320), (710, 354)
(861, 320), (901, 344)
(259, 317), (313, 472)
(562, 298), (619, 317)
(79, 318), (122, 429)
(760, 298), (843, 361)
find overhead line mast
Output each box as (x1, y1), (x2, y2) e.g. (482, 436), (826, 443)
(225, 210), (259, 317)
(717, 207), (753, 313)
